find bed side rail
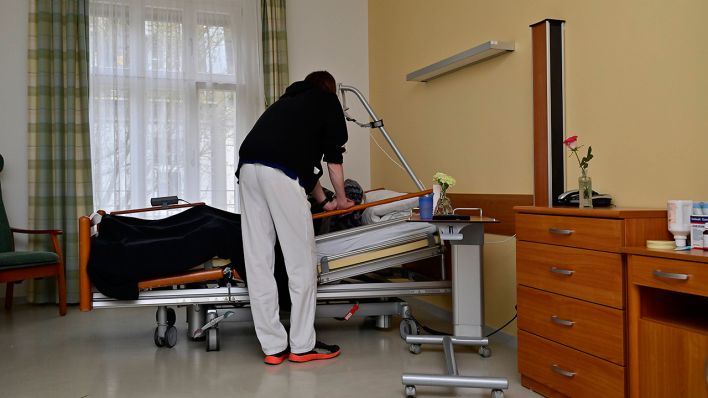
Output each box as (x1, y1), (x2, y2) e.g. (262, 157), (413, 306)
(312, 189), (431, 220)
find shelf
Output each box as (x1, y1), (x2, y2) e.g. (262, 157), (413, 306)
(406, 40), (515, 82)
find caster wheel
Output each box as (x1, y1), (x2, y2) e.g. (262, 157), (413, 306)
(404, 385), (416, 398)
(166, 307), (176, 326)
(206, 328), (220, 352)
(408, 344), (421, 354)
(491, 389), (504, 398)
(399, 319), (419, 339)
(154, 327), (165, 347)
(164, 326), (177, 348)
(479, 345), (492, 358)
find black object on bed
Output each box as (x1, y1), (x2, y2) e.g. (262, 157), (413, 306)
(87, 205), (290, 307)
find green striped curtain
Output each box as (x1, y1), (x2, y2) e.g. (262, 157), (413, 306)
(261, 0), (289, 107)
(28, 0), (93, 304)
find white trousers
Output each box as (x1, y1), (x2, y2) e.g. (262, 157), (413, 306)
(239, 163), (317, 355)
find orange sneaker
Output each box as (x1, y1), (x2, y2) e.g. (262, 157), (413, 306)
(264, 347), (290, 365)
(288, 341), (340, 363)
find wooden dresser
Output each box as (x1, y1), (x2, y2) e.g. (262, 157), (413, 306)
(625, 247), (708, 398)
(514, 206), (669, 398)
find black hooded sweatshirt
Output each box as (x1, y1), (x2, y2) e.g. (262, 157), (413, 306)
(236, 80), (348, 192)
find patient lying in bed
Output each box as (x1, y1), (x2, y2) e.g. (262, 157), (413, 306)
(88, 188), (423, 302)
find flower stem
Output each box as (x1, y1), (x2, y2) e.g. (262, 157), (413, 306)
(572, 150), (584, 171)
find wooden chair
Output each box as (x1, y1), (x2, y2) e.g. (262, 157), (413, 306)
(0, 154), (66, 315)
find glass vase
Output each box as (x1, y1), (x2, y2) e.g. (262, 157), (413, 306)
(578, 172), (593, 209)
(434, 191), (453, 215)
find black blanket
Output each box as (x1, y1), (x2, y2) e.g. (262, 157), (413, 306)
(87, 205), (289, 305)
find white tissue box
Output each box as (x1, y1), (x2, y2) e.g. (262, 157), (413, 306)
(690, 215), (708, 249)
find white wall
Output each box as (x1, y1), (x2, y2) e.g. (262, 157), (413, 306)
(0, 0), (29, 231)
(0, 0), (29, 299)
(286, 0), (371, 190)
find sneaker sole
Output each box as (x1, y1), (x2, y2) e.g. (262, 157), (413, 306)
(264, 355), (288, 365)
(288, 350), (340, 363)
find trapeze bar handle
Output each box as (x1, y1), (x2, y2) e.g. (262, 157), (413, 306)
(338, 83), (425, 191)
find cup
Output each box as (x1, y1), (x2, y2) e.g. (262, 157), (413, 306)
(418, 194), (433, 220)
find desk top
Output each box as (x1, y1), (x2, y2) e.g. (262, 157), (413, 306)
(408, 214), (500, 224)
(514, 206), (667, 219)
(623, 246), (708, 264)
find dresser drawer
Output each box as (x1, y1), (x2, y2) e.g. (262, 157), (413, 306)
(517, 286), (625, 365)
(517, 213), (623, 251)
(517, 241), (624, 308)
(518, 331), (625, 398)
(628, 255), (708, 298)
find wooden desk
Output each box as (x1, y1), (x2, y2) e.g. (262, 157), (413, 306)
(514, 206), (669, 398)
(625, 247), (708, 398)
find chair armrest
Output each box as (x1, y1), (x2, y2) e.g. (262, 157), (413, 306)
(10, 228), (63, 235)
(10, 227), (65, 285)
(312, 189), (432, 220)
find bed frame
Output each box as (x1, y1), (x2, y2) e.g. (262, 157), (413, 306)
(78, 192), (450, 351)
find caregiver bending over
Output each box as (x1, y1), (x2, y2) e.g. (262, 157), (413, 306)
(236, 71), (355, 365)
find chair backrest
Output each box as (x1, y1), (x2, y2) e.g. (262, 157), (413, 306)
(0, 154), (14, 253)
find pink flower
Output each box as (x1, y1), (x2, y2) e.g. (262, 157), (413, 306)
(563, 135), (593, 172)
(563, 135), (578, 150)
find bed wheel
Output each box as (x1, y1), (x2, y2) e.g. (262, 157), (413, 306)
(164, 326), (177, 348)
(206, 328), (220, 352)
(478, 345), (492, 358)
(404, 385), (416, 398)
(154, 325), (178, 348)
(399, 319), (419, 340)
(491, 389), (504, 398)
(408, 344), (421, 354)
(166, 307), (176, 326)
(154, 327), (165, 347)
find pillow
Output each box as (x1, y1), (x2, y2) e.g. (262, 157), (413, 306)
(361, 190), (418, 224)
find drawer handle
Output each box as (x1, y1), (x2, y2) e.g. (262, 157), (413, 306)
(551, 364), (577, 378)
(653, 270), (690, 281)
(550, 315), (575, 327)
(550, 267), (575, 276)
(549, 228), (574, 235)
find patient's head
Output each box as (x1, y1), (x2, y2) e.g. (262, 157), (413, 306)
(305, 71), (336, 94)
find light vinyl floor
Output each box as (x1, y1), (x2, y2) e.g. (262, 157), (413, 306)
(0, 301), (541, 398)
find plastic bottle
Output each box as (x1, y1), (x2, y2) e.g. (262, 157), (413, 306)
(667, 200), (693, 247)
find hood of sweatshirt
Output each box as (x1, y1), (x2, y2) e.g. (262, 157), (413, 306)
(281, 80), (313, 97)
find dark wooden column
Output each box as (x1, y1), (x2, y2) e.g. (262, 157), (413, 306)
(530, 19), (566, 206)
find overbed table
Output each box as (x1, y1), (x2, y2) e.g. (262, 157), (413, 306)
(402, 214), (508, 398)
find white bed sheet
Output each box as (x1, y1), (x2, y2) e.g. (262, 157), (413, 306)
(315, 220), (437, 258)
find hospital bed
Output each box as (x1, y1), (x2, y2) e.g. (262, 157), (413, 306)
(78, 195), (448, 351)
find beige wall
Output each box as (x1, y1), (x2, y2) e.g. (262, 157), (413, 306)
(369, 0), (708, 332)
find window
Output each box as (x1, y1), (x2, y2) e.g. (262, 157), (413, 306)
(88, 0), (263, 213)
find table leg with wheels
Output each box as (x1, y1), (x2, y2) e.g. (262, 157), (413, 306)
(401, 219), (508, 398)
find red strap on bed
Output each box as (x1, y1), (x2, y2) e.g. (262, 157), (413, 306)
(343, 303), (360, 321)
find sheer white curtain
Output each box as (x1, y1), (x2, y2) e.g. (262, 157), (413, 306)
(88, 0), (264, 213)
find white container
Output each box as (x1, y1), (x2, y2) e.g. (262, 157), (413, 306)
(667, 200), (693, 247)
